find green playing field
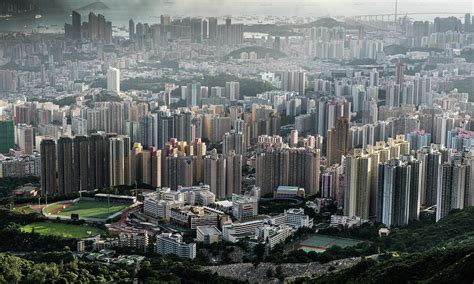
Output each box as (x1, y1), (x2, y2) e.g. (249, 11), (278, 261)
(21, 222), (105, 238)
(46, 200), (129, 219)
(299, 234), (362, 253)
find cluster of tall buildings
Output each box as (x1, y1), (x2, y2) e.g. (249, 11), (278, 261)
(40, 132), (243, 199)
(65, 11), (113, 44)
(305, 26), (384, 60)
(255, 135), (321, 196)
(340, 136), (474, 226)
(128, 15), (243, 47)
(280, 71), (307, 96)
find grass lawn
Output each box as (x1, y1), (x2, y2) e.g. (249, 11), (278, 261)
(44, 203), (66, 214)
(21, 222), (105, 238)
(14, 205), (36, 214)
(48, 200), (129, 219)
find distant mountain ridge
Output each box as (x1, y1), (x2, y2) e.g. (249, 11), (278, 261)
(76, 1), (109, 11)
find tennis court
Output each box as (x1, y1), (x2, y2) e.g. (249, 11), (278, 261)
(298, 234), (362, 253)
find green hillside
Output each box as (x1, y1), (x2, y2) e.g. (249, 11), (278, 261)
(297, 207), (474, 283)
(226, 46), (287, 60)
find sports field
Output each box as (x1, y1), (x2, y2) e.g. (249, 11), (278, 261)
(21, 222), (105, 238)
(46, 200), (129, 220)
(299, 234), (362, 253)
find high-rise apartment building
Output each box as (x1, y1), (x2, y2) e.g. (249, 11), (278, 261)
(225, 81), (240, 101)
(107, 67), (120, 93)
(377, 156), (422, 227)
(16, 124), (34, 155)
(436, 156), (473, 221)
(40, 138), (57, 196)
(74, 136), (89, 191)
(0, 120), (15, 154)
(57, 136), (74, 195)
(256, 146), (320, 196)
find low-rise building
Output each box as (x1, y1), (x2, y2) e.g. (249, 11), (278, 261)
(144, 193), (182, 221)
(285, 208), (313, 228)
(269, 208), (313, 229)
(118, 232), (150, 252)
(273, 186), (305, 199)
(155, 233), (196, 259)
(222, 219), (265, 243)
(232, 194), (258, 221)
(13, 184), (39, 197)
(330, 215), (368, 229)
(255, 225), (292, 250)
(170, 206), (220, 229)
(196, 225), (222, 244)
(158, 185), (216, 206)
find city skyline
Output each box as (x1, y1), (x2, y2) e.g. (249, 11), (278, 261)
(1, 1), (474, 283)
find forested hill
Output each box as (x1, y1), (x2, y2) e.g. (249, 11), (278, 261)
(298, 207), (474, 283)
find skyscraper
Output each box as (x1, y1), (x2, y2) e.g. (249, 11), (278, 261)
(58, 136), (74, 195)
(225, 81), (240, 101)
(465, 13), (471, 32)
(281, 71), (306, 96)
(395, 60), (405, 86)
(204, 152), (227, 198)
(335, 117), (349, 165)
(436, 156), (473, 221)
(73, 136), (89, 191)
(72, 10), (81, 40)
(151, 149), (162, 188)
(16, 124), (34, 154)
(129, 19), (135, 40)
(109, 136), (127, 187)
(151, 24), (161, 49)
(344, 149), (371, 219)
(417, 146), (442, 206)
(376, 156), (421, 227)
(107, 102), (124, 135)
(226, 152), (243, 197)
(89, 133), (106, 190)
(406, 129), (431, 151)
(377, 159), (410, 227)
(256, 146), (320, 196)
(186, 83), (202, 107)
(107, 67), (120, 93)
(223, 131), (246, 156)
(369, 68), (379, 87)
(89, 12), (99, 41)
(208, 17), (218, 39)
(0, 120), (15, 154)
(192, 138), (206, 183)
(160, 15), (171, 25)
(40, 138), (57, 196)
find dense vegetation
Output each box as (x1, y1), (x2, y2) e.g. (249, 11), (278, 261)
(243, 18), (352, 37)
(458, 48), (474, 63)
(454, 77), (474, 101)
(0, 205), (239, 283)
(0, 176), (39, 198)
(0, 207), (76, 252)
(0, 252), (240, 283)
(295, 207), (474, 283)
(304, 244), (474, 283)
(55, 96), (77, 107)
(226, 46), (287, 60)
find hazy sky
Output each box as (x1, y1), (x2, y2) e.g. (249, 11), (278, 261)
(50, 0), (474, 17)
(1, 0), (470, 32)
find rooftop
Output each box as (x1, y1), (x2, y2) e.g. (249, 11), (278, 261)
(277, 186), (299, 191)
(196, 225), (222, 235)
